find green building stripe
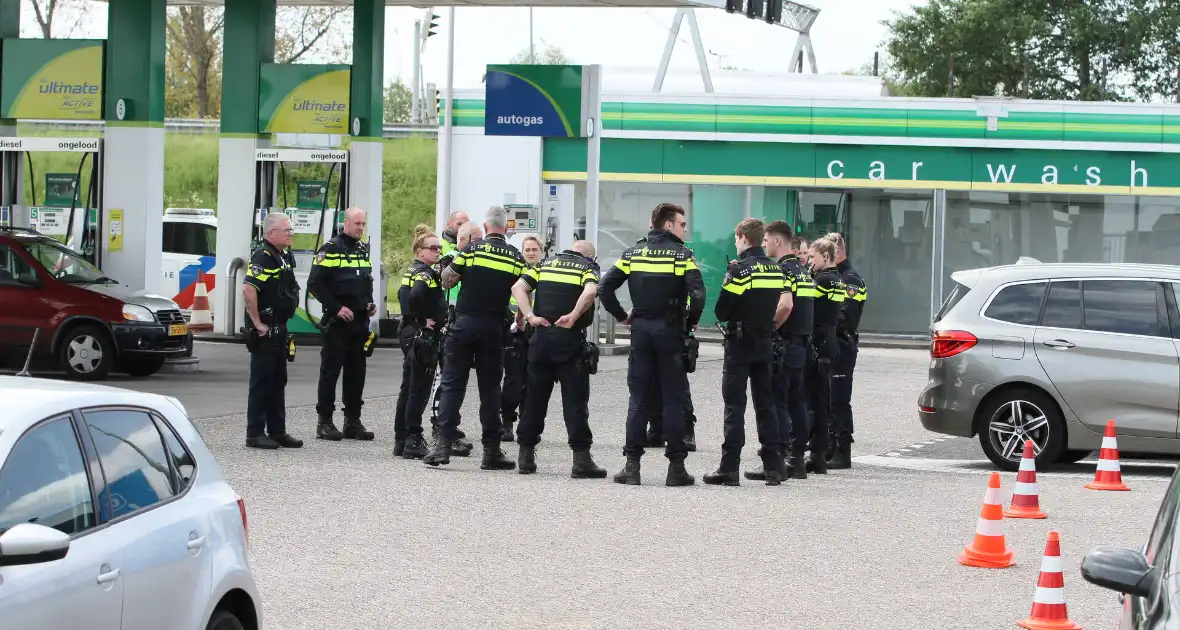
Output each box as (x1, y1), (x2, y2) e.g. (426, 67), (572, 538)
(539, 137), (1180, 196)
(443, 99), (1180, 146)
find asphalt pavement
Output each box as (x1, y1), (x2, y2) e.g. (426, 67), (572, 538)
(73, 341), (1178, 629)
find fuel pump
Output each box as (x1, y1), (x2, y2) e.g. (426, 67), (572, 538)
(503, 203), (539, 251)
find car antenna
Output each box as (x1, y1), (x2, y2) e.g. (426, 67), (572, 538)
(15, 329), (38, 378)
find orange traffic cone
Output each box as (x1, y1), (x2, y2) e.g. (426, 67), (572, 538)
(1016, 531), (1082, 630)
(189, 270), (214, 332)
(1085, 420), (1129, 491)
(1005, 440), (1047, 519)
(959, 471), (1015, 568)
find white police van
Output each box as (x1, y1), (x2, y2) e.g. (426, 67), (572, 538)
(160, 207), (217, 321)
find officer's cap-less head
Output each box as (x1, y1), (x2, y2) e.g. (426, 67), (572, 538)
(734, 218), (765, 251)
(343, 207), (366, 239)
(458, 222), (483, 249)
(651, 203), (687, 239)
(264, 212), (293, 248)
(484, 205), (508, 235)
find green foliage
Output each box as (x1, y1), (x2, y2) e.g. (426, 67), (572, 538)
(16, 125), (437, 283)
(384, 79), (412, 124)
(883, 0), (1158, 101)
(509, 42), (572, 65)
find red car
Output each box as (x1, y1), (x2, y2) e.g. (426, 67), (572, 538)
(0, 227), (191, 380)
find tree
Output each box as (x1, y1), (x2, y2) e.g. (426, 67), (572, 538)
(275, 7), (351, 64)
(25, 0), (84, 38)
(882, 0), (1149, 101)
(509, 41), (571, 65)
(383, 79), (411, 124)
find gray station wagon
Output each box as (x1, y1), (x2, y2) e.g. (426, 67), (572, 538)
(918, 259), (1180, 471)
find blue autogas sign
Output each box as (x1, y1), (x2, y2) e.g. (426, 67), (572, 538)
(484, 64), (585, 138)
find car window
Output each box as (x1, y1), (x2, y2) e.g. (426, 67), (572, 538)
(168, 223), (216, 257)
(934, 282), (969, 323)
(21, 241), (109, 284)
(0, 244), (36, 285)
(1040, 281), (1082, 329)
(1146, 472), (1180, 566)
(153, 415), (195, 493)
(0, 417), (96, 536)
(200, 225), (216, 257)
(984, 282), (1046, 326)
(83, 409), (177, 519)
(161, 223), (177, 254)
(1082, 280), (1169, 337)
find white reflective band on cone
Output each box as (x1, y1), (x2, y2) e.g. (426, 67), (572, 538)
(1019, 457), (1037, 471)
(984, 487), (1002, 505)
(1102, 436), (1119, 449)
(1098, 459), (1121, 472)
(1013, 481), (1039, 496)
(1040, 555), (1063, 574)
(1033, 586), (1066, 605)
(975, 517), (1004, 537)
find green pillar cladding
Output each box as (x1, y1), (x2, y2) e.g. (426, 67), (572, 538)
(221, 0), (276, 136)
(0, 0), (19, 127)
(350, 0), (384, 138)
(105, 0), (166, 126)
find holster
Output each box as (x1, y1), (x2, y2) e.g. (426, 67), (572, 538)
(286, 334), (296, 362)
(410, 329), (440, 369)
(682, 334), (700, 373)
(771, 334), (786, 374)
(581, 340), (600, 375)
(363, 331), (377, 358)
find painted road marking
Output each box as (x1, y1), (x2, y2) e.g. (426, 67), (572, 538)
(855, 454), (1174, 481)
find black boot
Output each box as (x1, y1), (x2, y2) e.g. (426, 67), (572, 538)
(645, 429), (665, 447)
(480, 445), (516, 470)
(342, 416), (374, 441)
(571, 450), (607, 479)
(806, 453), (828, 475)
(704, 469), (740, 486)
(501, 421), (515, 443)
(788, 454), (808, 480)
(764, 456), (784, 486)
(451, 436), (474, 457)
(613, 457), (641, 485)
(316, 415), (343, 441)
(424, 436), (451, 466)
(246, 435), (279, 449)
(518, 444), (537, 474)
(684, 432), (697, 452)
(827, 440), (852, 470)
(270, 433), (303, 448)
(393, 439), (405, 456)
(402, 434), (429, 460)
(666, 457), (695, 487)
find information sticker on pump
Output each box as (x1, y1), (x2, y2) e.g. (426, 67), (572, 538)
(30, 207), (68, 236)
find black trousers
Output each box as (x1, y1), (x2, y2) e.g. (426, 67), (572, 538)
(394, 325), (434, 439)
(720, 337), (780, 471)
(772, 337), (810, 457)
(624, 318), (688, 460)
(436, 314), (505, 445)
(246, 339), (287, 438)
(517, 329), (592, 450)
(316, 323), (368, 419)
(806, 347), (832, 458)
(830, 338), (859, 442)
(501, 331), (528, 426)
(645, 375), (696, 436)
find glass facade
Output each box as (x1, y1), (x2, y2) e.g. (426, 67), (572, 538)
(556, 182), (1180, 335)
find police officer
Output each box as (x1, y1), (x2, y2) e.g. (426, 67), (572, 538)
(500, 234), (544, 442)
(804, 236), (846, 474)
(242, 212), (303, 450)
(427, 222), (481, 457)
(307, 207), (376, 442)
(393, 230), (448, 460)
(510, 239), (607, 478)
(440, 210), (468, 258)
(425, 206), (528, 469)
(746, 222), (816, 481)
(703, 219), (789, 487)
(599, 202), (705, 487)
(827, 232), (866, 470)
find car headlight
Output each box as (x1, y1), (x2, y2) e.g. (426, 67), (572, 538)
(122, 304), (155, 322)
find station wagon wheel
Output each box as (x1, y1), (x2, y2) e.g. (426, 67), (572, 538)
(206, 610), (245, 630)
(977, 387), (1065, 472)
(58, 325), (114, 381)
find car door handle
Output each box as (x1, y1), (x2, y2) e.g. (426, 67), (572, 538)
(1042, 339), (1076, 349)
(96, 567), (121, 584)
(187, 535), (206, 550)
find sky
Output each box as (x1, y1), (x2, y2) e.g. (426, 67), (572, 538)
(38, 0), (924, 92)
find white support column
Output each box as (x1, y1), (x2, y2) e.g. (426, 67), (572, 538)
(102, 127), (164, 295)
(349, 140), (384, 324)
(436, 6), (456, 233)
(212, 137), (257, 335)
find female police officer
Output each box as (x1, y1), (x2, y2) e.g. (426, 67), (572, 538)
(393, 231), (448, 460)
(803, 237), (846, 475)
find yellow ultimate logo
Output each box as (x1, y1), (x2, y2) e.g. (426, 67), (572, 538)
(266, 69), (351, 134)
(9, 45), (103, 120)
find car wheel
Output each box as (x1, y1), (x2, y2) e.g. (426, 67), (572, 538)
(1058, 449), (1093, 465)
(977, 387), (1066, 472)
(120, 356), (166, 377)
(206, 610), (245, 630)
(58, 325), (114, 381)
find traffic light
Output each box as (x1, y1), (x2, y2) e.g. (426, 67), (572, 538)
(725, 0), (741, 13)
(745, 0), (763, 20)
(435, 88), (441, 115)
(764, 0), (781, 23)
(425, 13), (439, 39)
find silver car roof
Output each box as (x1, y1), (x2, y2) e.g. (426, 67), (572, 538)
(950, 258), (1180, 290)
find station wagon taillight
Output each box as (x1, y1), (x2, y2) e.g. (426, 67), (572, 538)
(931, 330), (978, 359)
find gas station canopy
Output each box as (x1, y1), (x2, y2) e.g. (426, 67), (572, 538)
(161, 0), (727, 7)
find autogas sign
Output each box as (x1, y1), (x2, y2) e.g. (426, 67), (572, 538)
(258, 64), (351, 135)
(0, 39), (104, 120)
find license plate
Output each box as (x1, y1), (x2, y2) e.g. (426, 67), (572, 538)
(169, 324), (188, 337)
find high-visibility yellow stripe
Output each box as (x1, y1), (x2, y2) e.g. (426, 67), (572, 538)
(630, 262), (679, 274)
(314, 258), (372, 268)
(614, 259), (631, 273)
(796, 287), (821, 298)
(539, 270), (583, 285)
(472, 256), (524, 274)
(751, 279), (785, 289)
(723, 282), (746, 295)
(479, 249), (523, 266)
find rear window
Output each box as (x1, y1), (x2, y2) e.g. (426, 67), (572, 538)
(1041, 281), (1083, 329)
(984, 282), (1046, 325)
(933, 283), (969, 323)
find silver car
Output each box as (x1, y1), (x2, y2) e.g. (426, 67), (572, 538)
(918, 259), (1180, 471)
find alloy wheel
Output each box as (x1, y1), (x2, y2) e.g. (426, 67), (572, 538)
(987, 399), (1050, 463)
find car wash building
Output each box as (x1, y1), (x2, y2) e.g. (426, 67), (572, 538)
(436, 67), (1180, 336)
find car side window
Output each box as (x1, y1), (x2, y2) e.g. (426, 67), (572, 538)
(0, 417), (97, 536)
(161, 223), (177, 254)
(84, 409), (177, 519)
(0, 244), (37, 285)
(1040, 281), (1082, 330)
(153, 415), (196, 493)
(984, 282), (1046, 326)
(1082, 280), (1169, 337)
